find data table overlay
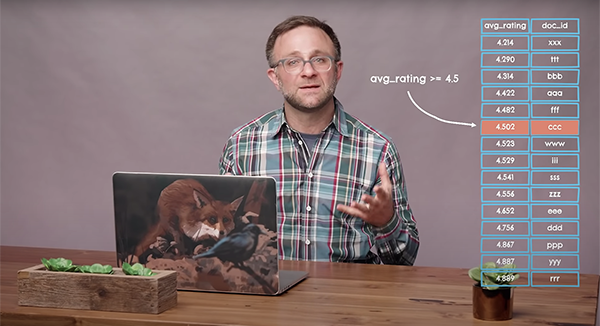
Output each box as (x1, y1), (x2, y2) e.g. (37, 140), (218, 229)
(480, 18), (580, 287)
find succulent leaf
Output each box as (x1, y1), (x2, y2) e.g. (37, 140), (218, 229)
(481, 275), (499, 290)
(77, 265), (91, 273)
(468, 267), (482, 282)
(42, 258), (77, 272)
(75, 264), (113, 274)
(122, 262), (155, 276)
(41, 258), (51, 270)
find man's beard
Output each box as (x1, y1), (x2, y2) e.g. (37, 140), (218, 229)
(278, 72), (337, 113)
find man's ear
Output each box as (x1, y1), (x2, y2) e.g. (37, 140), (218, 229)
(267, 68), (281, 91)
(335, 60), (344, 81)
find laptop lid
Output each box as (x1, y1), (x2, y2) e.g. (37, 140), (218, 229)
(112, 172), (307, 295)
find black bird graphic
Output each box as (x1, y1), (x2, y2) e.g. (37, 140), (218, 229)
(192, 223), (265, 268)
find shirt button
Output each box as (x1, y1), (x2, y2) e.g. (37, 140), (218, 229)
(305, 239), (311, 245)
(306, 206), (311, 212)
(308, 172), (313, 178)
(298, 140), (303, 146)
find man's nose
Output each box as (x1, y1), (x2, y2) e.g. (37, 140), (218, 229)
(299, 61), (317, 76)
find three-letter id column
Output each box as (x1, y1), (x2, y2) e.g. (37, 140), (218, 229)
(529, 18), (580, 288)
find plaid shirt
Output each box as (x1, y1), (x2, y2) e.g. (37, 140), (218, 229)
(219, 98), (419, 265)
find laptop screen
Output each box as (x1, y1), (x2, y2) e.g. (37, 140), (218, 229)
(113, 172), (281, 294)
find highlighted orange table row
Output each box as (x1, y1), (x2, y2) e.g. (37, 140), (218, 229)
(481, 120), (579, 135)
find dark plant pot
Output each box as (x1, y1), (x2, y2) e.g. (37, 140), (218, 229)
(472, 284), (514, 321)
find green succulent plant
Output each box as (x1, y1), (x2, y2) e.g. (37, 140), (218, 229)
(41, 258), (156, 276)
(41, 258), (78, 272)
(468, 261), (520, 290)
(121, 262), (156, 276)
(76, 263), (114, 274)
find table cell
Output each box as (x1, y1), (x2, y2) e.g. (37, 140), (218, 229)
(482, 187), (529, 202)
(481, 238), (529, 253)
(482, 104), (530, 118)
(481, 19), (530, 33)
(531, 272), (579, 287)
(531, 221), (579, 236)
(482, 87), (530, 101)
(481, 171), (529, 185)
(482, 204), (530, 219)
(531, 204), (578, 219)
(481, 35), (530, 51)
(531, 86), (578, 101)
(482, 53), (530, 67)
(531, 238), (578, 253)
(531, 69), (579, 84)
(481, 254), (530, 269)
(531, 121), (578, 135)
(531, 103), (578, 118)
(481, 271), (530, 287)
(482, 137), (529, 151)
(531, 171), (579, 185)
(531, 36), (579, 51)
(531, 19), (579, 34)
(531, 53), (579, 68)
(531, 187), (579, 202)
(482, 221), (530, 236)
(481, 121), (529, 135)
(482, 154), (530, 169)
(482, 70), (529, 84)
(531, 154), (578, 169)
(531, 254), (579, 270)
(531, 137), (579, 151)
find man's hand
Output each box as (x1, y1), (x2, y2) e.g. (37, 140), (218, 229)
(336, 162), (394, 228)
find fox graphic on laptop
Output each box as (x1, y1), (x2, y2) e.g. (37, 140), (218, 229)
(114, 173), (307, 295)
(134, 179), (243, 261)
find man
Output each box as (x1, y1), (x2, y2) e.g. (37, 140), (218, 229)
(219, 15), (419, 265)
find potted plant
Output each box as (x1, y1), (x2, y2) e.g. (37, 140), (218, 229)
(468, 261), (520, 321)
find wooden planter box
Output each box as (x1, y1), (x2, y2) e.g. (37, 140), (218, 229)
(17, 264), (178, 314)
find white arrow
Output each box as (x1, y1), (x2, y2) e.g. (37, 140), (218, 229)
(407, 91), (476, 128)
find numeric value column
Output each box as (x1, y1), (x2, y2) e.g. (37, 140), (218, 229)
(480, 19), (531, 285)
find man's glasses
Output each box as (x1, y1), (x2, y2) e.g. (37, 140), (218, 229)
(274, 56), (335, 74)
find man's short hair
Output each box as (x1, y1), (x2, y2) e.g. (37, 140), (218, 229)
(266, 15), (341, 68)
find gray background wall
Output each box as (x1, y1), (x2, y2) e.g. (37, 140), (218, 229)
(1, 0), (598, 282)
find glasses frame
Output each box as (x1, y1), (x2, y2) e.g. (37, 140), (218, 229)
(273, 55), (336, 74)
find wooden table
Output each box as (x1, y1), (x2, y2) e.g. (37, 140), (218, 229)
(1, 246), (598, 325)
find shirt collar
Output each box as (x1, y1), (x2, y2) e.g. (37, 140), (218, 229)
(266, 97), (350, 138)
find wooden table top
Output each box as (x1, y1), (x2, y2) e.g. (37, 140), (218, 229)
(1, 246), (598, 325)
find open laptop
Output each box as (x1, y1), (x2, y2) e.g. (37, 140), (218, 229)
(112, 171), (308, 295)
